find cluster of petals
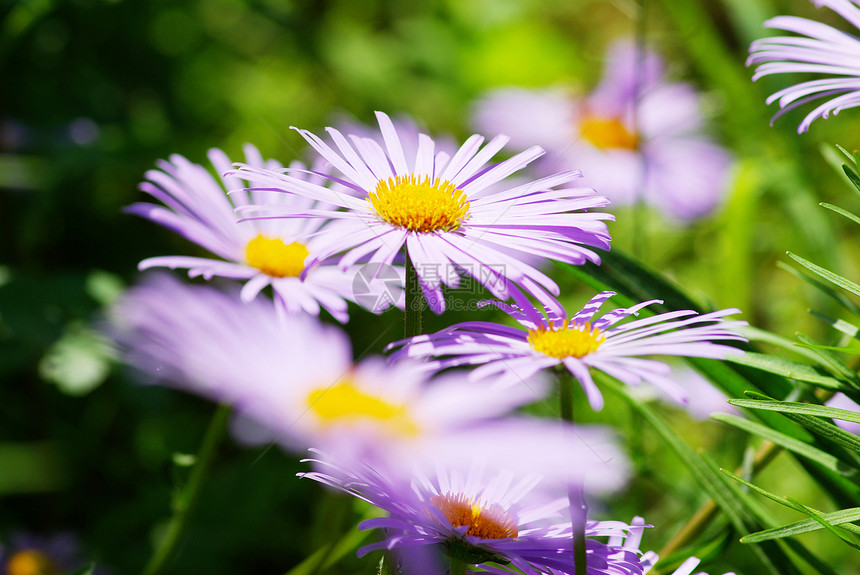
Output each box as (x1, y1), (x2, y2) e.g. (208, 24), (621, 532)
(473, 40), (732, 221)
(389, 289), (747, 410)
(127, 144), (389, 322)
(107, 274), (632, 484)
(231, 111), (613, 312)
(301, 454), (643, 575)
(640, 553), (736, 575)
(748, 0), (860, 132)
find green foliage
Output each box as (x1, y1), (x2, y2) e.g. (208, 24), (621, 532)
(4, 0), (860, 573)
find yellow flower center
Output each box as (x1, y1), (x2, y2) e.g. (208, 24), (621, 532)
(245, 234), (309, 277)
(580, 115), (638, 150)
(368, 175), (470, 233)
(6, 550), (56, 575)
(306, 380), (419, 436)
(431, 493), (518, 539)
(527, 322), (605, 359)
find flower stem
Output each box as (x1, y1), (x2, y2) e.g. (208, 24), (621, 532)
(448, 558), (468, 575)
(558, 373), (588, 575)
(404, 252), (424, 337)
(141, 403), (232, 575)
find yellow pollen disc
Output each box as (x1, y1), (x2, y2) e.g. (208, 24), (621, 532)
(527, 321), (605, 359)
(368, 175), (470, 233)
(245, 234), (309, 278)
(7, 550), (56, 575)
(307, 381), (419, 436)
(431, 493), (518, 539)
(580, 115), (638, 150)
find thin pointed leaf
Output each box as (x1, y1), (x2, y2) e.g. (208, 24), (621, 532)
(712, 414), (860, 483)
(598, 374), (804, 575)
(843, 163), (860, 198)
(777, 261), (860, 317)
(741, 325), (826, 363)
(722, 469), (860, 541)
(820, 202), (860, 227)
(787, 252), (860, 299)
(730, 392), (860, 424)
(686, 357), (801, 435)
(795, 332), (860, 390)
(808, 310), (860, 341)
(795, 342), (860, 355)
(834, 144), (854, 163)
(714, 461), (844, 575)
(788, 498), (860, 551)
(724, 352), (848, 391)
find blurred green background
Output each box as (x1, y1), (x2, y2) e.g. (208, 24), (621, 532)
(3, 0), (860, 573)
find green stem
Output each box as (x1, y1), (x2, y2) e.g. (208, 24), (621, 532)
(558, 372), (587, 575)
(448, 558), (468, 575)
(141, 404), (232, 575)
(404, 252), (424, 338)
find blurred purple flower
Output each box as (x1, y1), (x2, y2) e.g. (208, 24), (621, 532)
(748, 0), (860, 132)
(109, 274), (556, 477)
(473, 40), (733, 221)
(825, 392), (860, 434)
(233, 111), (613, 313)
(302, 453), (644, 575)
(389, 289), (747, 411)
(626, 363), (741, 420)
(128, 144), (391, 322)
(0, 532), (83, 575)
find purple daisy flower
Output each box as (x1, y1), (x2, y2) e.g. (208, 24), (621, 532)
(748, 0), (860, 132)
(108, 274), (554, 477)
(233, 111), (613, 313)
(388, 289), (747, 410)
(472, 40), (733, 221)
(128, 144), (392, 322)
(301, 454), (645, 575)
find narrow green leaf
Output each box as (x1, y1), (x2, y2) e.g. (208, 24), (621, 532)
(788, 499), (860, 551)
(285, 525), (372, 575)
(722, 469), (860, 541)
(712, 413), (860, 481)
(778, 261), (860, 317)
(729, 395), (860, 425)
(729, 394), (860, 457)
(717, 468), (845, 575)
(724, 352), (847, 391)
(795, 342), (860, 355)
(743, 510), (860, 542)
(68, 564), (96, 575)
(808, 309), (860, 341)
(599, 374), (803, 575)
(741, 325), (827, 363)
(685, 357), (800, 435)
(787, 252), (860, 299)
(843, 163), (860, 198)
(820, 202), (860, 227)
(834, 144), (854, 162)
(795, 332), (860, 390)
